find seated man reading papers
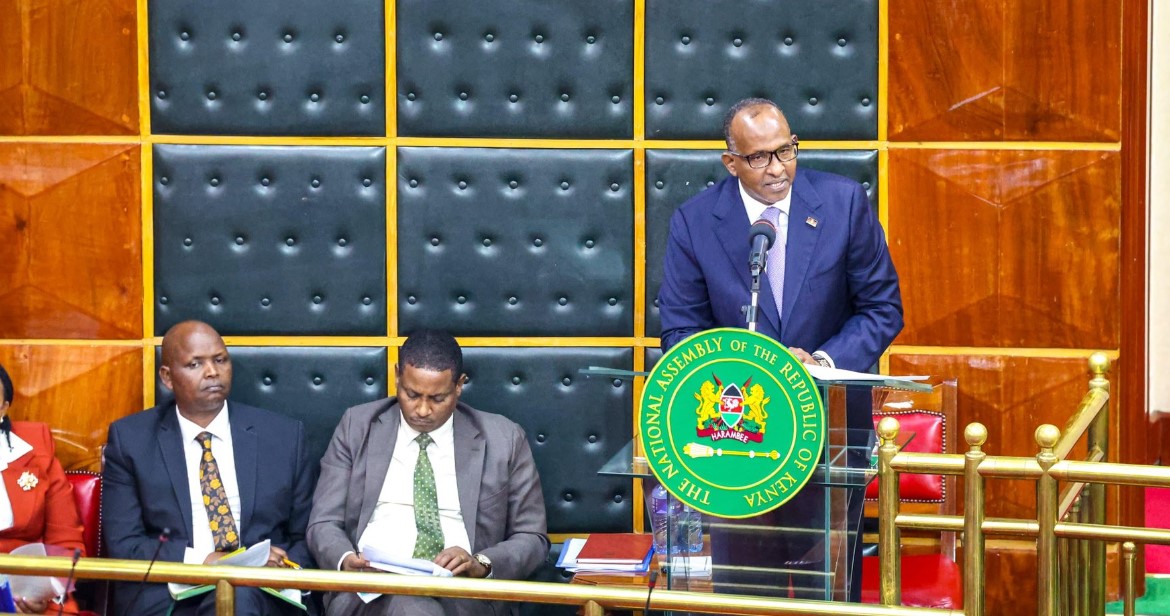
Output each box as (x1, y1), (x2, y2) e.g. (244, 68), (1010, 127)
(102, 321), (316, 616)
(307, 329), (549, 616)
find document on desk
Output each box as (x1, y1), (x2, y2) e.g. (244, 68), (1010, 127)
(804, 364), (929, 382)
(8, 543), (62, 602)
(356, 541), (453, 604)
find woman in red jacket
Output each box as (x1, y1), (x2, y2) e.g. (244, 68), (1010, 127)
(0, 364), (85, 614)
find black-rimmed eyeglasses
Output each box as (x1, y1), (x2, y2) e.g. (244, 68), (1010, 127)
(728, 141), (799, 169)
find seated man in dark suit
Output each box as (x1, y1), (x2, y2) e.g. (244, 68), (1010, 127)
(308, 329), (548, 616)
(103, 320), (316, 616)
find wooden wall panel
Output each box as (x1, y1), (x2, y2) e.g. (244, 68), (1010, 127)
(889, 149), (1120, 348)
(0, 0), (139, 135)
(891, 353), (1116, 521)
(0, 345), (143, 472)
(889, 0), (1121, 142)
(0, 143), (143, 339)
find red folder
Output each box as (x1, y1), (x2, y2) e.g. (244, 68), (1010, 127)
(576, 533), (654, 564)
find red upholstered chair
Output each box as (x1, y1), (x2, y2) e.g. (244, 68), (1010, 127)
(66, 470), (102, 558)
(860, 409), (962, 609)
(66, 470), (103, 616)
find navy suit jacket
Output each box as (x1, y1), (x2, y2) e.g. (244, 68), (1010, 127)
(658, 169), (903, 371)
(103, 401), (316, 616)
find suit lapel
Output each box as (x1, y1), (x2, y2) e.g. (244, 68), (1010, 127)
(713, 178), (781, 333)
(781, 173), (824, 337)
(157, 406), (193, 541)
(453, 408), (484, 550)
(230, 405), (258, 533)
(358, 404), (398, 536)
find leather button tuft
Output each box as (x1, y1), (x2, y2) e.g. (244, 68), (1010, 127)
(263, 376), (273, 386)
(257, 90), (268, 101)
(509, 94), (519, 103)
(283, 32), (294, 43)
(586, 35), (596, 44)
(260, 176), (270, 186)
(508, 296), (518, 305)
(560, 93), (570, 102)
(610, 182), (620, 191)
(406, 92), (416, 101)
(459, 91), (469, 101)
(558, 297), (568, 306)
(533, 238), (543, 247)
(311, 178), (321, 188)
(231, 32), (241, 41)
(612, 379), (623, 387)
(654, 298), (660, 307)
(157, 90), (167, 99)
(838, 37), (847, 46)
(160, 176), (170, 185)
(337, 237), (348, 246)
(585, 239), (595, 248)
(534, 34), (544, 43)
(430, 237), (440, 246)
(286, 237), (296, 246)
(363, 178), (373, 187)
(159, 296), (169, 304)
(482, 238), (491, 246)
(312, 294), (323, 304)
(362, 296), (372, 305)
(365, 377), (375, 385)
(611, 95), (620, 103)
(613, 494), (623, 503)
(809, 97), (819, 106)
(206, 91), (217, 101)
(183, 237), (193, 247)
(210, 296), (220, 305)
(335, 33), (345, 43)
(409, 178), (419, 188)
(313, 376), (323, 385)
(433, 32), (443, 41)
(407, 295), (417, 304)
(508, 180), (519, 189)
(235, 236), (245, 245)
(561, 377), (572, 386)
(511, 376), (522, 385)
(732, 37), (743, 47)
(655, 180), (664, 189)
(861, 97), (871, 106)
(655, 96), (664, 105)
(562, 492), (573, 502)
(705, 97), (715, 106)
(784, 36), (794, 45)
(608, 297), (618, 306)
(458, 180), (468, 189)
(588, 435), (598, 443)
(456, 295), (467, 304)
(360, 95), (370, 104)
(484, 33), (494, 42)
(309, 93), (320, 102)
(681, 35), (691, 45)
(536, 434), (546, 443)
(179, 31), (190, 41)
(260, 297), (270, 307)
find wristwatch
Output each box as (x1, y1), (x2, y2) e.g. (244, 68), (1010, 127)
(473, 553), (493, 577)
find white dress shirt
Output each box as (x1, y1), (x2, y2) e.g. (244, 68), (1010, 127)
(738, 179), (835, 367)
(354, 413), (471, 564)
(176, 403), (243, 564)
(0, 431), (34, 532)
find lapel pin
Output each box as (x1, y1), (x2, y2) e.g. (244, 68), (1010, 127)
(806, 217), (818, 228)
(17, 471), (38, 491)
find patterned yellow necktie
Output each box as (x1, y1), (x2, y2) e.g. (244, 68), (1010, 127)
(412, 433), (444, 559)
(197, 431), (239, 552)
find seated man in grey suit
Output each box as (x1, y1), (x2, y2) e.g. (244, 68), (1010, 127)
(103, 320), (315, 616)
(308, 329), (549, 616)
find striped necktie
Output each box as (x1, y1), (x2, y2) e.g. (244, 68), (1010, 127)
(759, 206), (787, 319)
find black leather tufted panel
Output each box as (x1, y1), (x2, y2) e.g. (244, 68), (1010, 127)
(644, 0), (877, 140)
(154, 346), (389, 474)
(459, 347), (634, 535)
(397, 0), (633, 138)
(644, 149), (878, 338)
(149, 0), (385, 136)
(154, 145), (387, 336)
(398, 148), (634, 336)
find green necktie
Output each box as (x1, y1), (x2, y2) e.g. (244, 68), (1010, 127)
(412, 433), (445, 559)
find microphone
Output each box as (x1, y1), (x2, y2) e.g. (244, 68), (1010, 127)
(644, 568), (660, 615)
(748, 219), (777, 273)
(126, 527), (170, 615)
(55, 548), (81, 616)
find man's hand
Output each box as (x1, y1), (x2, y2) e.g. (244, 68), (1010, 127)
(434, 547), (487, 578)
(266, 545), (289, 568)
(202, 551), (231, 565)
(788, 347), (816, 365)
(341, 552), (379, 572)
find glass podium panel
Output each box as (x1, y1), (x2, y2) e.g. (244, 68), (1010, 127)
(594, 377), (941, 607)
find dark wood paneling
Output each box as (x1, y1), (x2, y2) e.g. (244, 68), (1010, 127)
(0, 143), (143, 339)
(0, 0), (139, 134)
(888, 149), (1120, 349)
(889, 0), (1121, 142)
(890, 354), (1115, 521)
(0, 345), (144, 472)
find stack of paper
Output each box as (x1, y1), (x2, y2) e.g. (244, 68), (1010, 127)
(360, 543), (453, 577)
(556, 536), (654, 573)
(168, 540), (304, 610)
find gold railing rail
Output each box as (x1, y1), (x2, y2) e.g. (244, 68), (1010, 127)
(876, 352), (1147, 616)
(0, 554), (962, 616)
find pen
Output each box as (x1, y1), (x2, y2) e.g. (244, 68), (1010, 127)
(282, 558), (302, 569)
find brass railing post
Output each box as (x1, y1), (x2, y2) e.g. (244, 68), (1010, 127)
(215, 579), (234, 616)
(963, 423), (988, 616)
(583, 599), (605, 616)
(1087, 352), (1110, 614)
(1036, 425), (1061, 616)
(1122, 541), (1137, 616)
(877, 416), (902, 606)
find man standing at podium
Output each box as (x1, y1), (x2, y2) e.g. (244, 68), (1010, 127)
(657, 98), (903, 601)
(658, 97), (902, 372)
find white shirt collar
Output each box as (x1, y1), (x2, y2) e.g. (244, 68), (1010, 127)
(396, 406), (455, 447)
(0, 432), (33, 469)
(738, 178), (793, 222)
(176, 401), (231, 444)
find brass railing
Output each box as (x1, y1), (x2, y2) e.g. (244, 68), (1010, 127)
(0, 553), (960, 616)
(877, 353), (1170, 616)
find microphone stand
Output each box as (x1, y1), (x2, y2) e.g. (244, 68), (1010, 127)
(743, 256), (766, 332)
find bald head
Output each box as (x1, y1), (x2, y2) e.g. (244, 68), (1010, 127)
(159, 321), (232, 419)
(723, 98), (784, 151)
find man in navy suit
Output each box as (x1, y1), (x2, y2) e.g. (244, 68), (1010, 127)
(658, 98), (903, 600)
(103, 320), (315, 615)
(659, 97), (902, 371)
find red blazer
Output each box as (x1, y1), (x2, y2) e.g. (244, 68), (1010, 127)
(0, 421), (84, 614)
(0, 422), (85, 555)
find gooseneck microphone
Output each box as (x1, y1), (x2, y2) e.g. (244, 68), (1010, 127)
(643, 568), (659, 615)
(126, 527), (171, 615)
(748, 218), (777, 275)
(743, 219), (777, 332)
(55, 548), (81, 616)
